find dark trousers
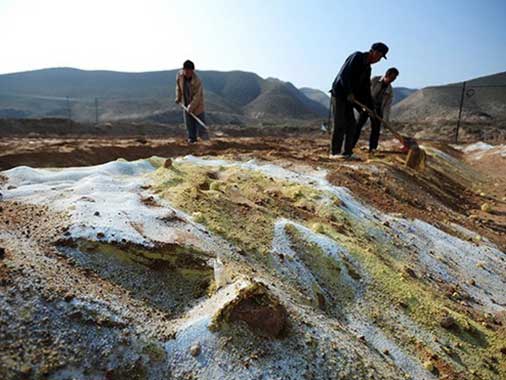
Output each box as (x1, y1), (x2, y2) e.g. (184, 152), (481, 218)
(330, 96), (356, 156)
(184, 111), (208, 142)
(353, 108), (382, 151)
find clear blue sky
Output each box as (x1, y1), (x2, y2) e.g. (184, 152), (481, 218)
(1, 0), (505, 90)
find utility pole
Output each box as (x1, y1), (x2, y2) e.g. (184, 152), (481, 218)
(95, 97), (99, 124)
(455, 81), (466, 143)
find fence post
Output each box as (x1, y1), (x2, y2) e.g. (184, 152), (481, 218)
(455, 81), (466, 143)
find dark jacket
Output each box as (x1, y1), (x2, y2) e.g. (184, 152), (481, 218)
(331, 51), (373, 108)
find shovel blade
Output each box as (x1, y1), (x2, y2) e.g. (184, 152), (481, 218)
(405, 146), (426, 170)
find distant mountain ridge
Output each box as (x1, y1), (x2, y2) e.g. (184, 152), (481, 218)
(300, 88), (330, 109)
(392, 71), (506, 123)
(393, 87), (417, 104)
(0, 68), (327, 123)
(299, 86), (416, 111)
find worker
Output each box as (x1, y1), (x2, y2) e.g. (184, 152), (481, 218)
(329, 42), (389, 159)
(353, 67), (399, 154)
(175, 60), (208, 144)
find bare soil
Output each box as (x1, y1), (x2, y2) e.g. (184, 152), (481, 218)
(1, 134), (505, 251)
(1, 131), (506, 380)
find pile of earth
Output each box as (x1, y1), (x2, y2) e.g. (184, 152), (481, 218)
(0, 138), (505, 380)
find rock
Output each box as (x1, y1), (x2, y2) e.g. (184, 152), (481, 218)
(210, 282), (288, 338)
(481, 203), (492, 213)
(164, 159), (173, 169)
(311, 223), (325, 234)
(192, 211), (204, 223)
(210, 181), (223, 192)
(230, 297), (287, 338)
(190, 342), (201, 357)
(20, 364), (32, 375)
(423, 361), (434, 372)
(316, 292), (326, 310)
(94, 211), (100, 216)
(64, 292), (74, 302)
(440, 316), (458, 330)
(198, 181), (210, 191)
(403, 266), (417, 279)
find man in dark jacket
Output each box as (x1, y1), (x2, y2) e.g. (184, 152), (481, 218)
(330, 42), (389, 159)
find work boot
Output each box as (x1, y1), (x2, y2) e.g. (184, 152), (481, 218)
(368, 149), (385, 159)
(343, 153), (360, 161)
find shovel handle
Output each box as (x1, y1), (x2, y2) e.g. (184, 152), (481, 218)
(180, 104), (209, 130)
(351, 98), (404, 143)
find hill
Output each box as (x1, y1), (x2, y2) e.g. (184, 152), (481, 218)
(298, 86), (417, 111)
(300, 87), (330, 108)
(393, 87), (417, 104)
(0, 68), (327, 123)
(0, 68), (421, 124)
(392, 72), (506, 123)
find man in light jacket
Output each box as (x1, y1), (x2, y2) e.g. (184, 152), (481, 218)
(175, 60), (208, 144)
(353, 67), (399, 153)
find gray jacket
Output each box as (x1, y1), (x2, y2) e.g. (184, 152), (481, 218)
(371, 76), (393, 121)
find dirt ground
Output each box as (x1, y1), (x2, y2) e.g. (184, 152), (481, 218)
(1, 132), (506, 380)
(1, 134), (505, 250)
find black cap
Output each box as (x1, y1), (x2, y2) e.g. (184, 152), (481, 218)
(371, 42), (389, 59)
(183, 60), (195, 70)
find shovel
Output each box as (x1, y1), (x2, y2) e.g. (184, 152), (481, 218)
(180, 104), (210, 135)
(351, 98), (426, 170)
